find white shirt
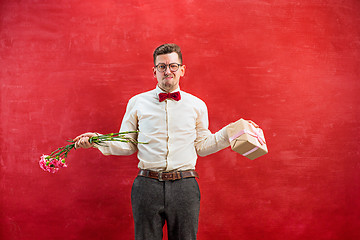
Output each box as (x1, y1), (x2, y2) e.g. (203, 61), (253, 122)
(97, 86), (230, 171)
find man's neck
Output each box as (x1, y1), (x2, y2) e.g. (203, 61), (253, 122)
(157, 84), (179, 93)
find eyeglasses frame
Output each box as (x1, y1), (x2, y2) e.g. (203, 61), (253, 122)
(155, 63), (183, 73)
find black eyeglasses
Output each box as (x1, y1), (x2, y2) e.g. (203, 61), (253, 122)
(155, 63), (182, 72)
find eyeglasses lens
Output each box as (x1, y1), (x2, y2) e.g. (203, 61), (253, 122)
(156, 64), (180, 72)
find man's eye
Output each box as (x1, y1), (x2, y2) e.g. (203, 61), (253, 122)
(158, 65), (166, 69)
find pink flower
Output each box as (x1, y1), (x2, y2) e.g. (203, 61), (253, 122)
(39, 154), (67, 173)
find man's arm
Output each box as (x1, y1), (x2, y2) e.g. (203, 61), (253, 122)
(194, 103), (259, 157)
(194, 103), (230, 156)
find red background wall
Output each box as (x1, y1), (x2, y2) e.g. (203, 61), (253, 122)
(1, 0), (360, 239)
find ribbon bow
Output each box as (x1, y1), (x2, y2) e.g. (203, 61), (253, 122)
(158, 91), (181, 102)
(229, 124), (266, 145)
(247, 125), (266, 145)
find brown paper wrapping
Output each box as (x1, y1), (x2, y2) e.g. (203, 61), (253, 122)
(227, 119), (268, 160)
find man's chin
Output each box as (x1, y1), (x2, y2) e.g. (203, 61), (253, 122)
(159, 83), (178, 92)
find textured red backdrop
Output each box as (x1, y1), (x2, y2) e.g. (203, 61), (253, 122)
(1, 0), (360, 239)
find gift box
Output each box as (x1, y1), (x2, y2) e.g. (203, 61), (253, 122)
(227, 119), (268, 160)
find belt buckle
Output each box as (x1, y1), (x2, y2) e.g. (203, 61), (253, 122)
(158, 172), (164, 181)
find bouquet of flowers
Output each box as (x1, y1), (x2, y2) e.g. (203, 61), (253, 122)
(39, 132), (138, 173)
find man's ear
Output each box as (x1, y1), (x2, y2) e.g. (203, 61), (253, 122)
(152, 67), (157, 78)
(180, 65), (186, 77)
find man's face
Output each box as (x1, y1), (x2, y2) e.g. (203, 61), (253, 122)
(153, 52), (186, 93)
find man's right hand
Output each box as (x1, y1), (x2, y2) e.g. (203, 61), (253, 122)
(73, 132), (98, 149)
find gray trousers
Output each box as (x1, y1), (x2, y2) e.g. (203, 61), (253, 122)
(131, 176), (201, 240)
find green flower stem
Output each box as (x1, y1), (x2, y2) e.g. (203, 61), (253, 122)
(47, 131), (144, 162)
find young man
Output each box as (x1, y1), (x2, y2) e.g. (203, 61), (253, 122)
(74, 43), (257, 240)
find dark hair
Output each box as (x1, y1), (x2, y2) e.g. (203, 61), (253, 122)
(153, 43), (183, 65)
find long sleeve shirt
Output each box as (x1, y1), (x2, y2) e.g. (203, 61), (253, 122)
(97, 85), (231, 172)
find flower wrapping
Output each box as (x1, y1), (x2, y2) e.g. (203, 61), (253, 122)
(227, 119), (268, 160)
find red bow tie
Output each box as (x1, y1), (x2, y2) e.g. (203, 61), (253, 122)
(158, 91), (181, 102)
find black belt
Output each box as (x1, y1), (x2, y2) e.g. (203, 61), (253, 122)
(138, 169), (199, 181)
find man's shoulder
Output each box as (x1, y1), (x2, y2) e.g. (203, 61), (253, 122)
(181, 90), (207, 107)
(128, 89), (156, 102)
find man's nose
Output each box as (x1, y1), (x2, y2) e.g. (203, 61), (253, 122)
(164, 65), (172, 74)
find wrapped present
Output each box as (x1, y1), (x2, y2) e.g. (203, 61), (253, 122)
(227, 119), (268, 160)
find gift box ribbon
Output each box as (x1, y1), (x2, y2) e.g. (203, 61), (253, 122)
(229, 125), (266, 157)
(229, 125), (266, 145)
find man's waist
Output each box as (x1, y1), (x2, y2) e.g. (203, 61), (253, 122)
(138, 169), (199, 181)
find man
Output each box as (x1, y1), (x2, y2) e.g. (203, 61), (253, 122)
(74, 43), (257, 240)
